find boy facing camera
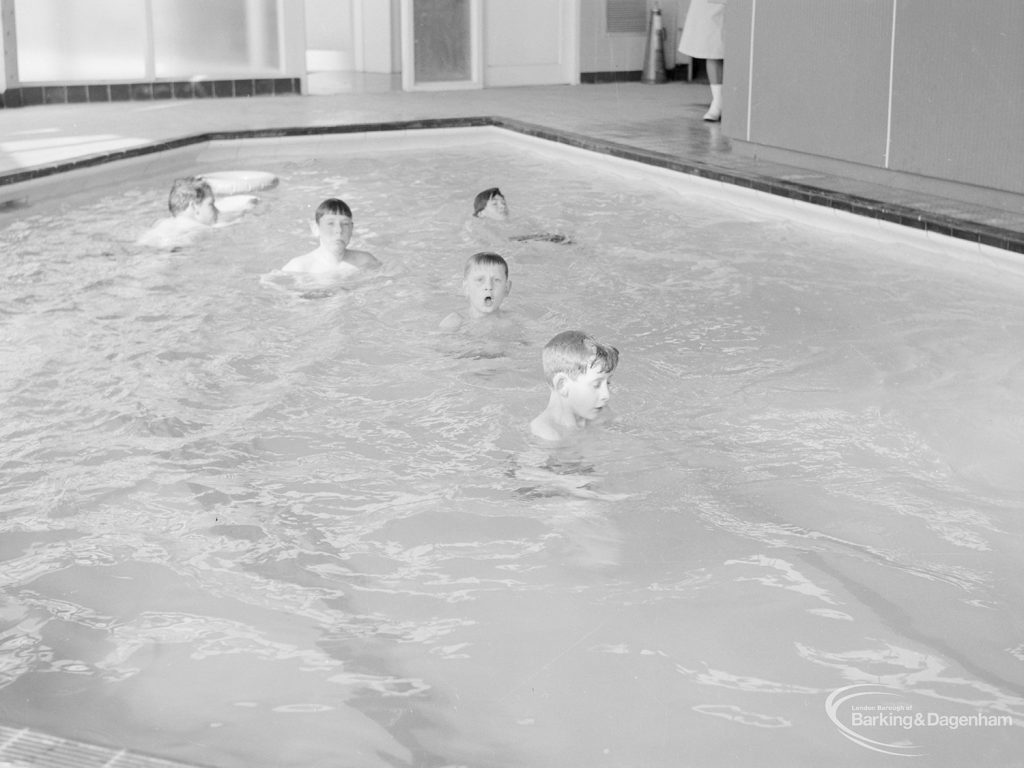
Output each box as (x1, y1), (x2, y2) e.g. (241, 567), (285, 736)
(282, 198), (380, 275)
(440, 251), (512, 331)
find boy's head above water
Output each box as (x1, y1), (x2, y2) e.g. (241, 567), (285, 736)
(311, 198), (355, 249)
(531, 330), (619, 440)
(462, 251), (511, 318)
(315, 197), (353, 223)
(281, 196), (378, 274)
(473, 187), (509, 221)
(168, 177), (218, 225)
(542, 330), (619, 388)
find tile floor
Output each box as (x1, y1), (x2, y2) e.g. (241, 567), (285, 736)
(2, 81), (1023, 252)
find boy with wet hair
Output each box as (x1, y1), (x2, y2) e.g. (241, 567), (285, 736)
(138, 176), (257, 248)
(530, 330), (619, 441)
(473, 187), (509, 220)
(167, 176), (219, 223)
(137, 177), (220, 248)
(471, 187), (571, 244)
(440, 251), (512, 331)
(282, 197), (380, 274)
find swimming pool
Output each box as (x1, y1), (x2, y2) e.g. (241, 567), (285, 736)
(1, 127), (1023, 767)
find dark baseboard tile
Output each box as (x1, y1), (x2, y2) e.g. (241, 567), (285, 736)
(581, 71), (642, 84)
(580, 67), (690, 84)
(0, 78), (301, 108)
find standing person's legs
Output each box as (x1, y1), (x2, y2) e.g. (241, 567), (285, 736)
(704, 58), (723, 121)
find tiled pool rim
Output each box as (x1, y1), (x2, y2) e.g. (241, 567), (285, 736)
(2, 115), (1022, 256)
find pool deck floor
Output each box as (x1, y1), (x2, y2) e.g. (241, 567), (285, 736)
(2, 81), (1024, 255)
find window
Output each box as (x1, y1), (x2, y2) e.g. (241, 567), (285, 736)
(13, 0), (280, 83)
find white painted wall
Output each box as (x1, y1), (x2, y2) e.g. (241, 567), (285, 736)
(0, 0), (16, 89)
(281, 0), (309, 87)
(305, 0), (354, 70)
(355, 0), (393, 73)
(484, 0), (578, 86)
(579, 0), (684, 73)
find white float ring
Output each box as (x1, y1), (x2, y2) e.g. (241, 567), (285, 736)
(200, 171), (279, 196)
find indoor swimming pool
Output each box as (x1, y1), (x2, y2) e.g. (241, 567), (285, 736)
(1, 128), (1022, 767)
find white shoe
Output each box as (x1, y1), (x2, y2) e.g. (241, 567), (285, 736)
(702, 105), (721, 122)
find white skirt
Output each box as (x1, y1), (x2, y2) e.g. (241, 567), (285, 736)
(678, 0), (725, 59)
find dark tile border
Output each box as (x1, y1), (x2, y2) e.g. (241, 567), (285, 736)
(19, 86), (43, 106)
(67, 85), (89, 103)
(43, 86), (67, 105)
(1, 116), (1022, 255)
(581, 67), (690, 84)
(0, 78), (301, 108)
(581, 71), (642, 84)
(110, 84), (132, 101)
(193, 81), (215, 99)
(87, 85), (109, 103)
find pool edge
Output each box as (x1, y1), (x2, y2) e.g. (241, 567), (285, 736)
(2, 115), (1022, 256)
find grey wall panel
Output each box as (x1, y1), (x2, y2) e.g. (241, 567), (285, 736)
(747, 0), (893, 166)
(725, 0), (1024, 198)
(889, 0), (1024, 194)
(721, 0), (751, 136)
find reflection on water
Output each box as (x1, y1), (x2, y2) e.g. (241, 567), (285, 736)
(1, 141), (1024, 766)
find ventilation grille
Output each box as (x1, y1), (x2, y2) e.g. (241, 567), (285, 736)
(606, 0), (647, 34)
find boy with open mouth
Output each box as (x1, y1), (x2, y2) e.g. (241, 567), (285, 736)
(440, 251), (512, 331)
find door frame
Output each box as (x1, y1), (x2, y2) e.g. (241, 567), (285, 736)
(399, 0), (483, 91)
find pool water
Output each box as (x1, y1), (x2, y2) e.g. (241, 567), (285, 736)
(1, 132), (1023, 767)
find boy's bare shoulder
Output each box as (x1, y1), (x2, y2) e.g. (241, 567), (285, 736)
(137, 217), (201, 249)
(347, 249), (380, 269)
(440, 311), (464, 331)
(530, 413), (562, 442)
(215, 194), (259, 218)
(282, 250), (317, 273)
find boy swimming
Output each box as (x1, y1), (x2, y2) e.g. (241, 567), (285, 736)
(282, 198), (380, 274)
(473, 187), (510, 221)
(530, 330), (619, 441)
(138, 176), (256, 249)
(169, 176), (221, 226)
(472, 187), (572, 245)
(440, 251), (512, 331)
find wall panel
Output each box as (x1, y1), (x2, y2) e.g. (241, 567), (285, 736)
(727, 0), (1024, 199)
(889, 0), (1024, 191)
(720, 0), (750, 137)
(746, 0), (892, 166)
